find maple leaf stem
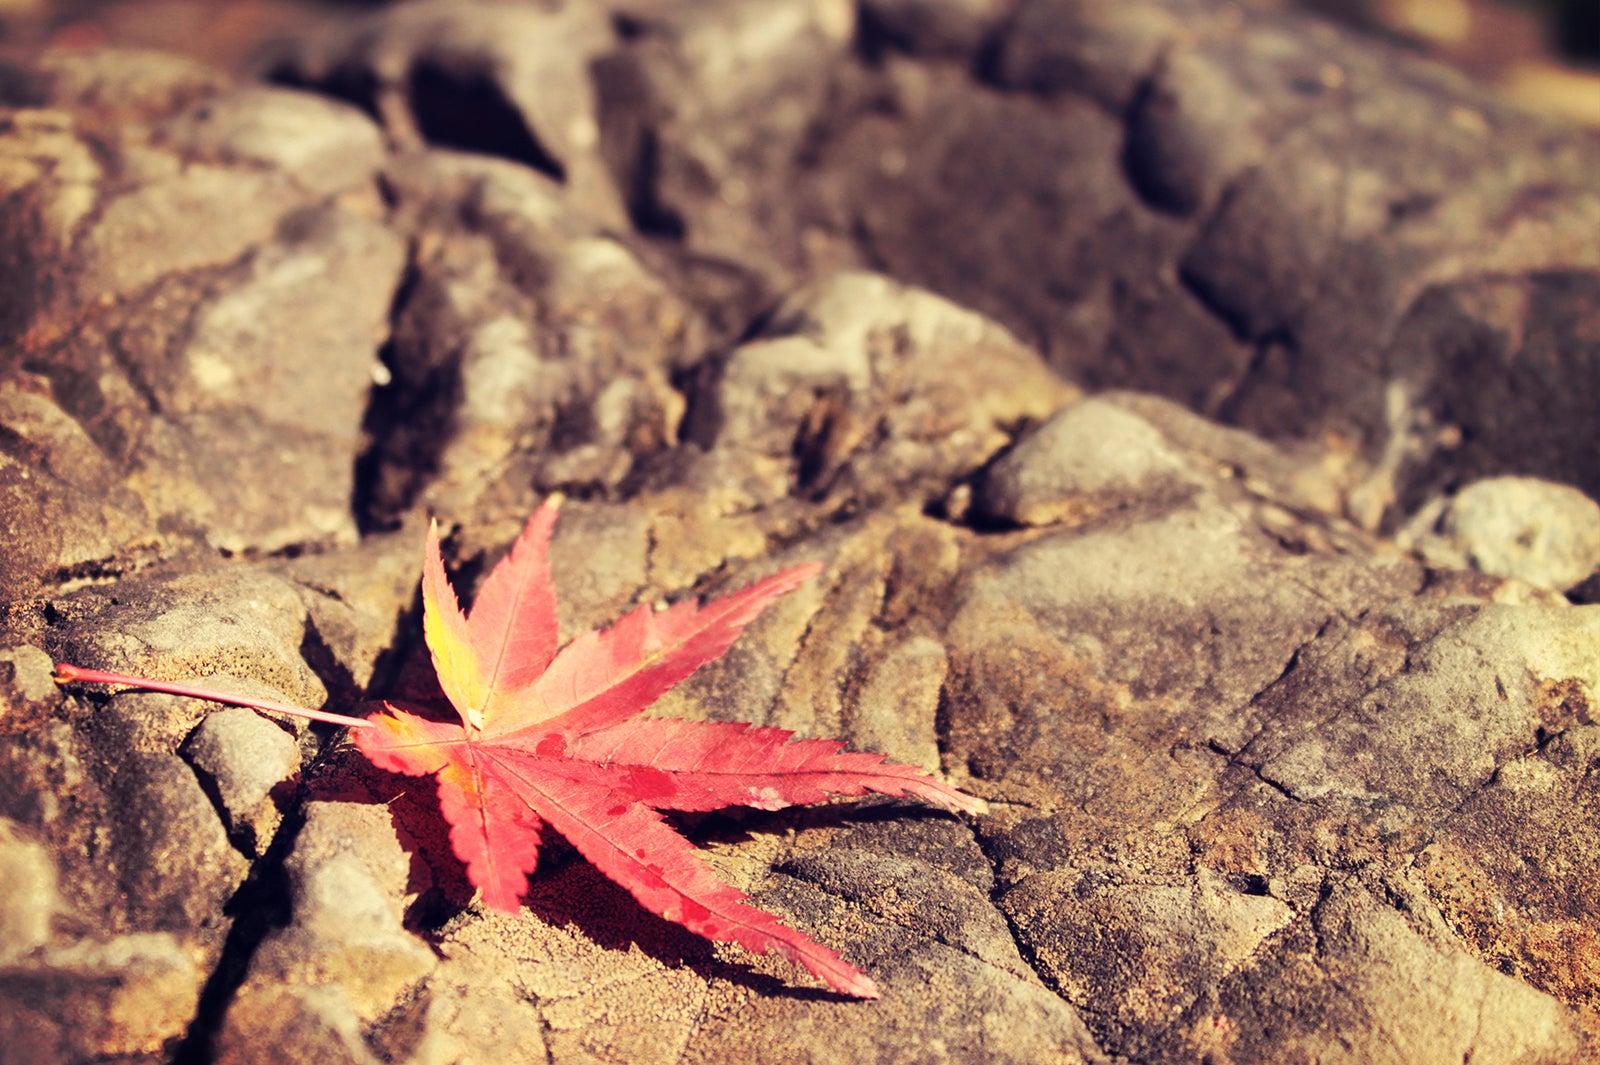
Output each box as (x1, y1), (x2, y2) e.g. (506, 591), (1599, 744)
(53, 663), (374, 729)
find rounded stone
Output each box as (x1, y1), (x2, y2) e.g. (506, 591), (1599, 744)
(182, 707), (303, 857)
(973, 398), (1199, 526)
(1402, 476), (1600, 591)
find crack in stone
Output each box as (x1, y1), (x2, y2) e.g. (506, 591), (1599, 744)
(963, 825), (1078, 1012)
(777, 852), (1037, 990)
(170, 801), (305, 1065)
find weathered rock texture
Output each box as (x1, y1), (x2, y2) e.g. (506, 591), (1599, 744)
(1, 1), (1597, 1063)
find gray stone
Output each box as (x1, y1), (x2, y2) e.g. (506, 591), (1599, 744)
(1399, 476), (1600, 591)
(0, 109), (103, 346)
(537, 500), (653, 640)
(24, 47), (228, 122)
(369, 949), (549, 1065)
(794, 61), (1249, 413)
(148, 203), (404, 554)
(0, 645), (61, 706)
(1123, 29), (1291, 219)
(182, 708), (303, 857)
(1384, 275), (1600, 518)
(947, 497), (1414, 759)
(1151, 883), (1590, 1064)
(214, 984), (384, 1065)
(993, 0), (1191, 110)
(848, 634), (947, 771)
(359, 162), (692, 524)
(275, 525), (432, 695)
(0, 720), (108, 937)
(0, 51), (404, 569)
(974, 398), (1202, 527)
(689, 939), (1107, 1065)
(650, 508), (960, 744)
(76, 155), (309, 306)
(287, 0), (622, 225)
(593, 0), (856, 281)
(106, 752), (250, 938)
(1100, 390), (1354, 520)
(0, 371), (155, 603)
(786, 0), (1600, 518)
(156, 85), (386, 198)
(1409, 722), (1600, 1040)
(780, 846), (1035, 980)
(1003, 868), (1294, 1052)
(51, 565), (328, 721)
(698, 271), (1076, 510)
(233, 801), (435, 1021)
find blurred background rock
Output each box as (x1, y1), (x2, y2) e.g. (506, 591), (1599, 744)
(1308, 0), (1599, 125)
(0, 0), (1595, 125)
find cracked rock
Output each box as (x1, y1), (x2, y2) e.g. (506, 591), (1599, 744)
(213, 799), (435, 1063)
(0, 50), (401, 578)
(273, 525), (430, 696)
(154, 204), (402, 553)
(49, 566), (328, 729)
(1002, 867), (1294, 1056)
(359, 153), (693, 525)
(231, 800), (436, 1016)
(1241, 601), (1600, 809)
(594, 0), (855, 281)
(859, 0), (1010, 58)
(215, 985), (383, 1065)
(0, 374), (155, 602)
(105, 752), (250, 941)
(0, 644), (63, 715)
(1413, 722), (1600, 1035)
(1145, 883), (1589, 1064)
(781, 846), (1032, 980)
(847, 634), (947, 771)
(993, 0), (1190, 109)
(8, 47), (228, 124)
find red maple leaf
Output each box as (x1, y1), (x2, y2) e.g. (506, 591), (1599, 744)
(55, 498), (984, 997)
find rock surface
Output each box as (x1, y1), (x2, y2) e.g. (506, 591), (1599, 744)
(1, 2), (1597, 1063)
(1399, 475), (1600, 591)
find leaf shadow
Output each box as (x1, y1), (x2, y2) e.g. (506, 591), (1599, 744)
(515, 807), (907, 1002)
(313, 749), (938, 999)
